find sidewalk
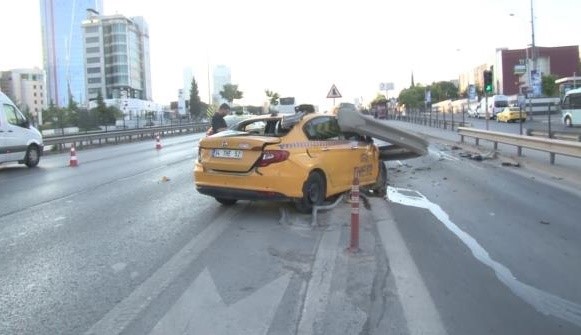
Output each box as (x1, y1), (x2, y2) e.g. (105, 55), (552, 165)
(386, 120), (581, 191)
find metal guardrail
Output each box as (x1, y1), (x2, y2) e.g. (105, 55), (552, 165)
(387, 113), (472, 131)
(44, 122), (209, 152)
(458, 127), (581, 164)
(526, 129), (581, 142)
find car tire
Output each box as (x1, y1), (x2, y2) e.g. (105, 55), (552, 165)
(24, 145), (40, 168)
(565, 116), (572, 127)
(215, 198), (237, 206)
(370, 162), (387, 197)
(295, 171), (326, 214)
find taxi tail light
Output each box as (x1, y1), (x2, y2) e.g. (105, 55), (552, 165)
(257, 150), (289, 167)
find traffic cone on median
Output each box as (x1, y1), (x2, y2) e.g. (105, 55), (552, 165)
(69, 147), (78, 167)
(155, 135), (162, 150)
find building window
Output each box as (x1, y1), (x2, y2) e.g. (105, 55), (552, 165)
(20, 73), (29, 80)
(34, 92), (37, 97)
(87, 67), (101, 74)
(35, 108), (38, 112)
(41, 99), (43, 104)
(34, 100), (37, 105)
(87, 57), (101, 64)
(86, 36), (99, 43)
(86, 46), (100, 53)
(32, 75), (37, 80)
(33, 85), (37, 89)
(85, 26), (99, 33)
(88, 77), (101, 84)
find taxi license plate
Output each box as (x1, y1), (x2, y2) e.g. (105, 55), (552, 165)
(213, 149), (243, 159)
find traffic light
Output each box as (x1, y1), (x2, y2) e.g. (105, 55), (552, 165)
(483, 70), (493, 93)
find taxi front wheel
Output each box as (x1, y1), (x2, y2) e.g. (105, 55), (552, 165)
(295, 172), (326, 214)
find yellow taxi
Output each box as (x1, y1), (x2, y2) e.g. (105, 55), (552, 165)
(194, 109), (386, 213)
(496, 107), (526, 123)
(194, 104), (428, 212)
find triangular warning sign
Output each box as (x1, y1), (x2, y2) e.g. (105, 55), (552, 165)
(326, 84), (342, 99)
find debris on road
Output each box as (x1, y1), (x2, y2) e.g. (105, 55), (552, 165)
(501, 161), (521, 167)
(539, 220), (550, 225)
(161, 176), (171, 182)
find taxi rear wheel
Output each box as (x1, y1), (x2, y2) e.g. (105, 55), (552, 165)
(215, 198), (237, 206)
(295, 171), (326, 214)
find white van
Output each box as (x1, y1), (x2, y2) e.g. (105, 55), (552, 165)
(476, 95), (509, 119)
(0, 92), (44, 167)
(561, 88), (581, 127)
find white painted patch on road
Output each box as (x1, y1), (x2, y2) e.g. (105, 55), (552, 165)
(149, 268), (291, 335)
(387, 186), (581, 328)
(373, 199), (448, 335)
(54, 216), (66, 222)
(85, 206), (242, 335)
(296, 227), (342, 335)
(429, 148), (460, 162)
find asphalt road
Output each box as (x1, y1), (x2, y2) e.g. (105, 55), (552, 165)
(0, 134), (395, 335)
(384, 144), (581, 334)
(1, 131), (580, 334)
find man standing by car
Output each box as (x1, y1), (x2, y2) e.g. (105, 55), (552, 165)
(207, 103), (230, 136)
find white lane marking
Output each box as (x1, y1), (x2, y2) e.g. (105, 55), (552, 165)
(296, 227), (342, 335)
(85, 206), (241, 335)
(149, 268), (291, 335)
(373, 201), (448, 335)
(387, 186), (581, 328)
(54, 216), (66, 222)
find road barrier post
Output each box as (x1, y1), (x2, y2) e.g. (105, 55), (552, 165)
(155, 134), (162, 150)
(348, 168), (360, 253)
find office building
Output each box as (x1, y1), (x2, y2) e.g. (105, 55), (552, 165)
(81, 12), (152, 103)
(0, 68), (47, 124)
(212, 65), (231, 105)
(40, 0), (103, 107)
(495, 45), (579, 96)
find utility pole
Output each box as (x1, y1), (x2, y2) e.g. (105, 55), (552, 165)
(530, 0), (536, 75)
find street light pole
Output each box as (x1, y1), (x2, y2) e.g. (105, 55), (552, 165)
(530, 0), (536, 75)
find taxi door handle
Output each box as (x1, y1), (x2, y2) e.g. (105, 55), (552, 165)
(351, 145), (359, 149)
(321, 147), (330, 151)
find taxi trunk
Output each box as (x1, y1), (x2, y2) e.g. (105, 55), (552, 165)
(198, 135), (283, 173)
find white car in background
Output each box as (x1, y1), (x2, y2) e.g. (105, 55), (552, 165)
(0, 92), (44, 168)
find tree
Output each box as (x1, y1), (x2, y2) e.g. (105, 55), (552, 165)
(398, 85), (426, 109)
(91, 92), (117, 125)
(265, 89), (280, 106)
(189, 77), (203, 120)
(541, 74), (558, 97)
(219, 84), (243, 104)
(370, 93), (387, 107)
(429, 81), (460, 103)
(65, 96), (80, 126)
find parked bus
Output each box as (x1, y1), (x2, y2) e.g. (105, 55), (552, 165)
(561, 87), (581, 127)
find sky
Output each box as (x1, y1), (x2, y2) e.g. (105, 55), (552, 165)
(2, 0), (581, 111)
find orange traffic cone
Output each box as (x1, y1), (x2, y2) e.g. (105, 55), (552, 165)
(155, 135), (162, 150)
(69, 147), (78, 167)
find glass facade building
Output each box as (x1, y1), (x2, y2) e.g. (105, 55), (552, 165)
(40, 0), (103, 107)
(82, 13), (151, 102)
